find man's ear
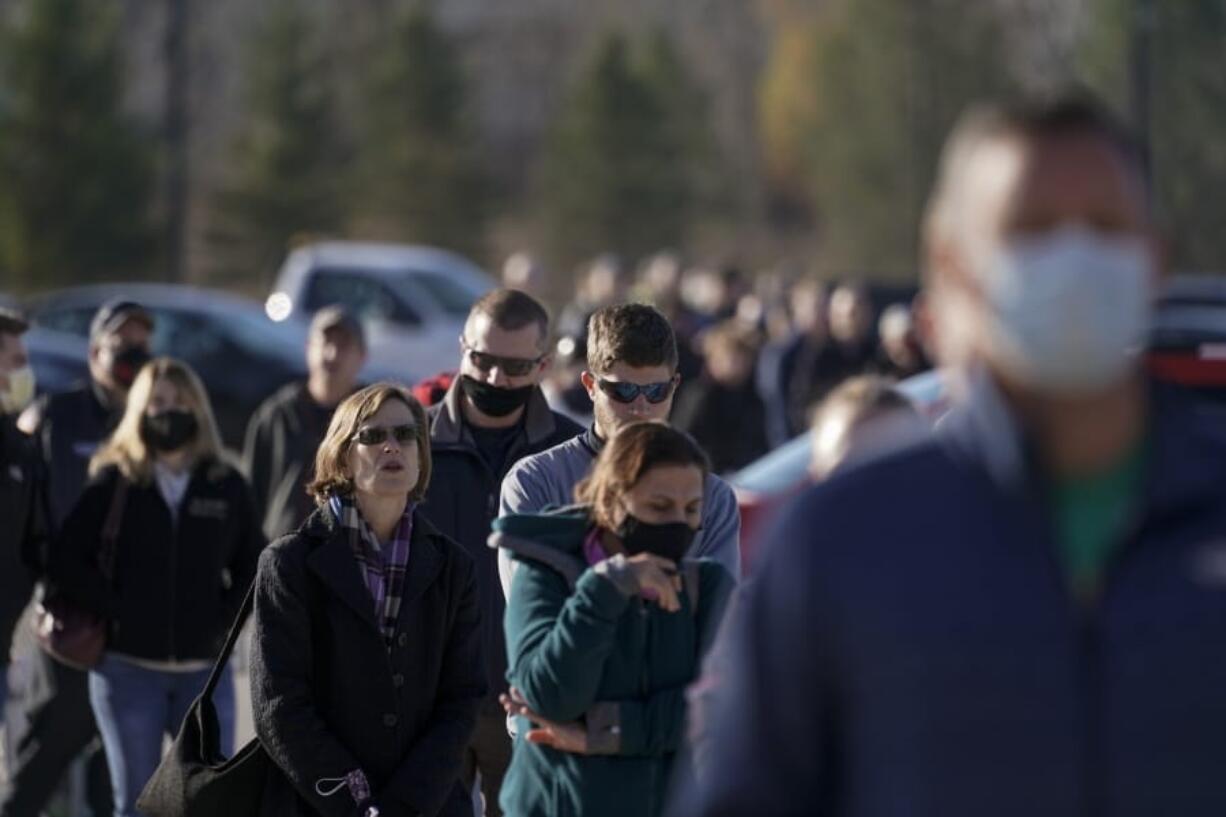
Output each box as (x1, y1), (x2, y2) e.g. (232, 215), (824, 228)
(580, 370), (597, 397)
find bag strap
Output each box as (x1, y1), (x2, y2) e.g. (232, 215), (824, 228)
(98, 477), (130, 580)
(202, 581), (254, 702)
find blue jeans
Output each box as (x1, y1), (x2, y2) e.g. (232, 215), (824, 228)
(88, 654), (234, 817)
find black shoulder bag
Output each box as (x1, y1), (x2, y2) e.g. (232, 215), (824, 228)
(136, 582), (272, 816)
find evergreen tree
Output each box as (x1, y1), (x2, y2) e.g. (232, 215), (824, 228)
(1081, 0), (1226, 272)
(0, 0), (154, 290)
(536, 30), (706, 268)
(354, 2), (486, 256)
(208, 0), (345, 286)
(760, 0), (1012, 279)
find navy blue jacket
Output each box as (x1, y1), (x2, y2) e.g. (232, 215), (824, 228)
(676, 381), (1226, 817)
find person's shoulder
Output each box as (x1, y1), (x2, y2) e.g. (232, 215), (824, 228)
(262, 509), (329, 572)
(251, 381), (305, 422)
(515, 433), (589, 474)
(546, 410), (584, 441)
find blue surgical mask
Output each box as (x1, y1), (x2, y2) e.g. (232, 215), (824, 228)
(981, 226), (1152, 395)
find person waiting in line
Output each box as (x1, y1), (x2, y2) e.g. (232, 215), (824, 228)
(422, 289), (581, 816)
(251, 383), (485, 817)
(807, 375), (930, 481)
(672, 322), (769, 475)
(677, 93), (1226, 817)
(243, 305), (368, 541)
(50, 358), (264, 817)
(493, 422), (734, 817)
(5, 299), (154, 817)
(499, 303), (741, 601)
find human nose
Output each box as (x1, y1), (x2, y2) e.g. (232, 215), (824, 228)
(486, 366), (510, 387)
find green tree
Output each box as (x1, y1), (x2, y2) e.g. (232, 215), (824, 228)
(1081, 0), (1226, 272)
(353, 2), (486, 256)
(207, 0), (345, 286)
(0, 0), (154, 290)
(535, 30), (708, 268)
(761, 0), (1012, 279)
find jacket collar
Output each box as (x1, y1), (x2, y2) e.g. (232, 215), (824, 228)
(937, 367), (1226, 518)
(429, 377), (560, 449)
(304, 504), (446, 633)
(580, 424), (604, 457)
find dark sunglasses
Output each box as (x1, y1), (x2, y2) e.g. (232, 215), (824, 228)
(596, 377), (675, 404)
(463, 345), (543, 378)
(353, 424), (417, 446)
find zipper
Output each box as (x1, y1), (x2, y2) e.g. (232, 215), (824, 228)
(167, 499), (179, 662)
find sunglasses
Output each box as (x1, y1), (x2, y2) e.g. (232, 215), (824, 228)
(596, 377), (675, 404)
(463, 345), (543, 378)
(353, 424), (417, 446)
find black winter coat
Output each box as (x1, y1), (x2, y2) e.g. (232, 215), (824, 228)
(53, 459), (265, 662)
(242, 381), (337, 541)
(251, 507), (486, 817)
(421, 382), (581, 711)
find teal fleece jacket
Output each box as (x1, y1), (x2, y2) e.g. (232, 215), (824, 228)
(491, 508), (734, 817)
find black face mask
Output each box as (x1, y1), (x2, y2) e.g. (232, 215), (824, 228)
(111, 346), (151, 388)
(618, 514), (697, 564)
(460, 375), (534, 418)
(140, 409), (199, 452)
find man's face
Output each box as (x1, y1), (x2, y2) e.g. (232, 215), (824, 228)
(931, 132), (1155, 368)
(90, 319), (153, 392)
(307, 326), (366, 390)
(582, 361), (677, 436)
(829, 288), (872, 344)
(458, 313), (548, 389)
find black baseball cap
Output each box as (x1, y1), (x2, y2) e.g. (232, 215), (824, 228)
(89, 299), (154, 343)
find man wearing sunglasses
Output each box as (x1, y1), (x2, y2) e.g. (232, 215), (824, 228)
(498, 302), (742, 598)
(421, 288), (582, 817)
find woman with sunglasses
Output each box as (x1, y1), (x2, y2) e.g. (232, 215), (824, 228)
(492, 421), (734, 817)
(250, 383), (485, 817)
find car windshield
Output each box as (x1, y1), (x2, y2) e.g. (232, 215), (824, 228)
(399, 269), (482, 316)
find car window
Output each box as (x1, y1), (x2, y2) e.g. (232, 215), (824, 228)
(405, 270), (481, 317)
(33, 306), (95, 337)
(153, 309), (228, 360)
(304, 270), (421, 326)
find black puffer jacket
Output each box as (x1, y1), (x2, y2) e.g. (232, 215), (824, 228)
(52, 458), (265, 662)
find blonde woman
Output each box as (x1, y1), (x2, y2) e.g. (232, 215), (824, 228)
(51, 357), (265, 817)
(250, 383), (484, 817)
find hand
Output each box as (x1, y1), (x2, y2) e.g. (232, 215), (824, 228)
(500, 688), (589, 755)
(622, 553), (683, 612)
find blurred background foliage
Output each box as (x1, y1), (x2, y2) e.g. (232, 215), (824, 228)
(0, 0), (1223, 295)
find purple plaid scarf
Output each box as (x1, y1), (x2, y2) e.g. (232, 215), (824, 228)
(329, 494), (412, 649)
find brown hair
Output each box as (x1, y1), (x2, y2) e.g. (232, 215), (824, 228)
(90, 357), (225, 484)
(307, 383), (431, 505)
(468, 288), (551, 349)
(575, 422), (709, 530)
(586, 303), (678, 376)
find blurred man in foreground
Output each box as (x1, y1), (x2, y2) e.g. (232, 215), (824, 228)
(677, 95), (1226, 816)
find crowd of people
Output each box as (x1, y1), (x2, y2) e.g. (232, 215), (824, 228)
(1, 88), (1225, 817)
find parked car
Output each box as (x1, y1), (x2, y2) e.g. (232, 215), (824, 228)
(24, 283), (409, 447)
(265, 241), (495, 378)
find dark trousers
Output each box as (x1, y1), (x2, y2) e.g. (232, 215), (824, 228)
(1, 623), (111, 817)
(461, 710), (512, 817)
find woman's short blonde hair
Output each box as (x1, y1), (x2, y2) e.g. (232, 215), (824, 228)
(307, 382), (431, 505)
(575, 421), (709, 531)
(90, 357), (224, 484)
